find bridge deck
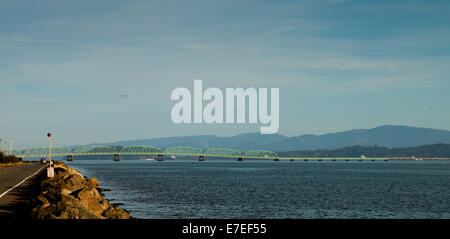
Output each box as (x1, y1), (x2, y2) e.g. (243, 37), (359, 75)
(16, 152), (447, 160)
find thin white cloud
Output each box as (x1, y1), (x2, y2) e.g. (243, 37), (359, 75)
(5, 96), (57, 103)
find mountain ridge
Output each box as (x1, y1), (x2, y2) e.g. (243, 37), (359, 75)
(278, 143), (450, 158)
(104, 125), (450, 152)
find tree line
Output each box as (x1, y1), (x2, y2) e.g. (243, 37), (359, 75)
(0, 151), (22, 163)
(277, 144), (450, 158)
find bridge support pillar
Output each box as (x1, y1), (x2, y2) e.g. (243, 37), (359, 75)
(157, 154), (164, 161)
(66, 155), (73, 161)
(114, 154), (120, 161)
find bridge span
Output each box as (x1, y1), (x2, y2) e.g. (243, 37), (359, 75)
(16, 151), (390, 161)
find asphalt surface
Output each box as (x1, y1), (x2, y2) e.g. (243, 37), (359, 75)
(0, 162), (47, 216)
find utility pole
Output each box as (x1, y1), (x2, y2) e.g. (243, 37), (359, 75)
(5, 141), (14, 155)
(47, 132), (54, 177)
(48, 133), (52, 164)
(0, 139), (2, 153)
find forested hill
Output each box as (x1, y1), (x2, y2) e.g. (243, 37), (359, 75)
(277, 144), (450, 158)
(108, 125), (450, 152)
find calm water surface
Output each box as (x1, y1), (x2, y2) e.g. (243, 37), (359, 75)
(68, 160), (450, 219)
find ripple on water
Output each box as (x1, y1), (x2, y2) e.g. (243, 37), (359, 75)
(68, 160), (450, 219)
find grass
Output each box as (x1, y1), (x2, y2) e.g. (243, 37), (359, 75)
(0, 161), (27, 168)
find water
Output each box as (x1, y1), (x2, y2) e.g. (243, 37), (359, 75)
(68, 160), (450, 219)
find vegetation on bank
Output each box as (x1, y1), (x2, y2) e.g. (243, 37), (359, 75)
(0, 151), (23, 164)
(278, 144), (450, 158)
(0, 162), (26, 168)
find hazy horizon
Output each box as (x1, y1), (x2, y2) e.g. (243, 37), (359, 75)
(11, 124), (450, 150)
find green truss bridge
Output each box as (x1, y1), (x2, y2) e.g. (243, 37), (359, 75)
(14, 145), (390, 161)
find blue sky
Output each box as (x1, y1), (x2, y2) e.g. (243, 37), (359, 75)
(1, 0), (450, 149)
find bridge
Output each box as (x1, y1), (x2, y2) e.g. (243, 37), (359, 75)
(13, 145), (390, 161)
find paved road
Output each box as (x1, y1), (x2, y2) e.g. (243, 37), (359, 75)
(0, 162), (47, 216)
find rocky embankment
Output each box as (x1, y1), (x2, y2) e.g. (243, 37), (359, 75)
(32, 161), (130, 219)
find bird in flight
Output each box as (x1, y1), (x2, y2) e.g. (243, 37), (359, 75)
(120, 94), (127, 99)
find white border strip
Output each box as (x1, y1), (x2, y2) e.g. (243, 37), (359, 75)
(0, 165), (46, 199)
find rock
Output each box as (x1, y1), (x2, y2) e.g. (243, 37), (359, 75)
(60, 188), (72, 195)
(64, 174), (86, 188)
(40, 177), (65, 203)
(55, 205), (103, 219)
(30, 161), (131, 219)
(87, 178), (100, 187)
(32, 207), (51, 219)
(54, 167), (71, 179)
(33, 192), (104, 219)
(72, 187), (106, 215)
(58, 194), (79, 208)
(100, 199), (110, 211)
(36, 194), (49, 205)
(56, 207), (80, 219)
(41, 168), (86, 198)
(103, 206), (131, 219)
(54, 162), (83, 178)
(60, 174), (86, 195)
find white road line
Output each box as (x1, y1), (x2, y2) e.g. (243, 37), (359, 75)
(0, 165), (46, 199)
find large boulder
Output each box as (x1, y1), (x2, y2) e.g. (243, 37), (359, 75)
(103, 206), (131, 219)
(87, 178), (100, 187)
(40, 177), (65, 203)
(40, 173), (85, 199)
(63, 174), (86, 193)
(33, 193), (104, 219)
(54, 194), (103, 219)
(53, 161), (84, 178)
(71, 187), (108, 216)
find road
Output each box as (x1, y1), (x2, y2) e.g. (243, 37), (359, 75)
(0, 162), (47, 216)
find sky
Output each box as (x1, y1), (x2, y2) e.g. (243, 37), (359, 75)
(1, 0), (450, 149)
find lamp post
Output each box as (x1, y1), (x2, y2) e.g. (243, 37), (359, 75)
(47, 133), (55, 177)
(4, 141), (14, 155)
(48, 133), (52, 166)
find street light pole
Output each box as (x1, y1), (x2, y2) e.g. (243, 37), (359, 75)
(4, 141), (14, 155)
(46, 133), (55, 178)
(48, 133), (52, 165)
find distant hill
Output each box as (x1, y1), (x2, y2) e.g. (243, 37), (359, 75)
(266, 125), (450, 151)
(108, 133), (288, 152)
(106, 125), (450, 152)
(278, 144), (450, 158)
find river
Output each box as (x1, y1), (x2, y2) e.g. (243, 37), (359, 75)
(68, 160), (450, 219)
